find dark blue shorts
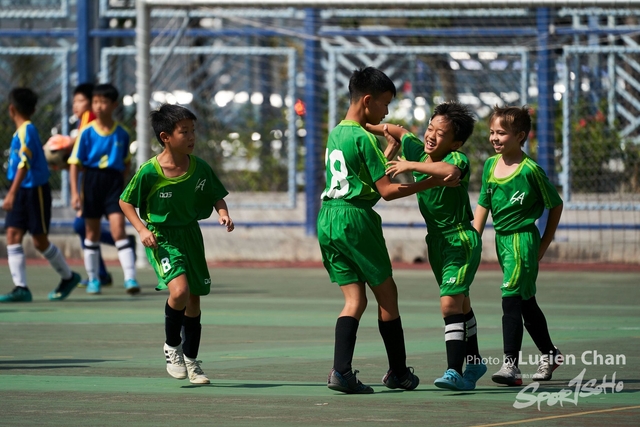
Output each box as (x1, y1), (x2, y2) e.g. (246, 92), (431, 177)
(5, 183), (52, 235)
(82, 168), (125, 219)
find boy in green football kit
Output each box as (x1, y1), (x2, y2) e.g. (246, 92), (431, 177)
(320, 67), (457, 394)
(120, 104), (234, 385)
(369, 101), (486, 391)
(473, 106), (563, 386)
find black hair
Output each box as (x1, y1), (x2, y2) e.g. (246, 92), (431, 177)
(150, 104), (198, 146)
(8, 87), (38, 117)
(489, 105), (532, 146)
(92, 83), (119, 102)
(431, 101), (476, 145)
(73, 83), (94, 100)
(348, 67), (396, 102)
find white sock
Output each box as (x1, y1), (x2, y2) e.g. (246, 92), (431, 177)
(84, 239), (100, 282)
(41, 243), (72, 280)
(7, 244), (27, 288)
(116, 239), (136, 281)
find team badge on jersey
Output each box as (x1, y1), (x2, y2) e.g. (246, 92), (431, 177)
(510, 191), (525, 205)
(195, 178), (206, 191)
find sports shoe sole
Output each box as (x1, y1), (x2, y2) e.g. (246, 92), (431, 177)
(491, 374), (522, 386)
(126, 286), (141, 295)
(434, 378), (466, 391)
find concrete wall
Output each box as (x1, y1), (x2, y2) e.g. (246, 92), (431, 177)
(2, 193), (639, 264)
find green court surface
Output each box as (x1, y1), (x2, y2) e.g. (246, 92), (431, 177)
(0, 264), (639, 426)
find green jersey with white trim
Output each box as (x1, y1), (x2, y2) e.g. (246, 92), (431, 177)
(401, 132), (473, 233)
(120, 155), (228, 227)
(477, 153), (563, 233)
(320, 120), (388, 207)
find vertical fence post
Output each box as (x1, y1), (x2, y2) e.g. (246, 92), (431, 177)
(135, 1), (151, 267)
(536, 7), (555, 233)
(304, 8), (321, 236)
(77, 0), (92, 83)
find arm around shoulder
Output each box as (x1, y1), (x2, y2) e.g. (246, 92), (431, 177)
(375, 173), (448, 201)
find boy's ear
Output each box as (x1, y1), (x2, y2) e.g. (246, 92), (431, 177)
(452, 140), (463, 150)
(159, 131), (170, 143)
(362, 94), (372, 108)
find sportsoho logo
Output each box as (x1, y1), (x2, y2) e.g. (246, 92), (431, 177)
(513, 368), (623, 410)
(511, 350), (625, 410)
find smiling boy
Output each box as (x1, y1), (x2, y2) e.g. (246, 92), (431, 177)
(473, 105), (563, 386)
(369, 101), (486, 391)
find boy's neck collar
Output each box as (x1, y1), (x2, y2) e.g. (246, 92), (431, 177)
(13, 117), (29, 129)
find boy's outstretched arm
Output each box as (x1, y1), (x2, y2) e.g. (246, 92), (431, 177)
(386, 157), (461, 180)
(119, 199), (157, 248)
(367, 123), (409, 141)
(214, 199), (234, 232)
(473, 205), (490, 236)
(538, 203), (563, 261)
(375, 174), (453, 201)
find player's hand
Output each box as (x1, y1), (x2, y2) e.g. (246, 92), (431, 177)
(2, 192), (15, 211)
(139, 228), (157, 249)
(219, 215), (234, 232)
(382, 125), (400, 150)
(385, 156), (412, 178)
(71, 193), (82, 211)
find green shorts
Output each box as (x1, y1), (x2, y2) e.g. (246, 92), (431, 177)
(146, 222), (211, 296)
(495, 224), (540, 300)
(317, 199), (392, 287)
(426, 224), (481, 297)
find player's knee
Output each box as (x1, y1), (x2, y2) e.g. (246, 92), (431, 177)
(32, 235), (50, 252)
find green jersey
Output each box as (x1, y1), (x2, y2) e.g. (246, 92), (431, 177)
(320, 120), (388, 208)
(401, 133), (473, 233)
(120, 155), (228, 227)
(477, 153), (563, 233)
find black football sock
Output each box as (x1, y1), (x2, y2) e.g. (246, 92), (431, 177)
(444, 314), (467, 375)
(378, 317), (408, 378)
(182, 313), (202, 359)
(522, 296), (555, 354)
(165, 300), (185, 347)
(502, 297), (523, 366)
(333, 316), (359, 375)
(465, 309), (481, 363)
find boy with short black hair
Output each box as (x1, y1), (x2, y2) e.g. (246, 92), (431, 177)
(370, 101), (485, 391)
(68, 83), (138, 295)
(0, 87), (81, 303)
(68, 82), (115, 288)
(473, 105), (563, 386)
(120, 104), (234, 384)
(320, 67), (456, 394)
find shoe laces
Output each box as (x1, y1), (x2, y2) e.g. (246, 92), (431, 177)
(536, 355), (551, 373)
(166, 347), (185, 366)
(399, 367), (416, 387)
(503, 361), (518, 371)
(186, 359), (205, 375)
